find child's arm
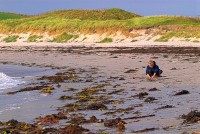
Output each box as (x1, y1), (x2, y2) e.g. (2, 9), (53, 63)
(151, 73), (158, 80)
(146, 74), (151, 79)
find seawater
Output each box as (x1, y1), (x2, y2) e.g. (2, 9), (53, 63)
(0, 72), (24, 91)
(0, 64), (59, 122)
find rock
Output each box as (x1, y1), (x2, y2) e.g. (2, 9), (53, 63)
(174, 90), (190, 96)
(119, 77), (125, 80)
(149, 88), (159, 91)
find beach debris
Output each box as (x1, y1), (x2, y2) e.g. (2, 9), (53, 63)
(41, 128), (60, 134)
(182, 110), (200, 123)
(119, 77), (125, 80)
(174, 90), (190, 96)
(70, 116), (86, 125)
(61, 124), (89, 134)
(76, 87), (98, 98)
(102, 107), (134, 115)
(40, 86), (54, 94)
(67, 87), (78, 91)
(132, 127), (159, 133)
(170, 67), (177, 70)
(36, 112), (67, 125)
(0, 119), (38, 133)
(38, 70), (79, 84)
(144, 97), (157, 102)
(191, 132), (200, 134)
(116, 121), (126, 131)
(113, 84), (121, 88)
(62, 103), (79, 112)
(85, 78), (93, 82)
(163, 55), (168, 58)
(123, 114), (155, 120)
(69, 115), (98, 125)
(124, 69), (137, 73)
(108, 89), (125, 95)
(104, 118), (126, 128)
(149, 88), (159, 91)
(132, 92), (149, 98)
(156, 105), (175, 110)
(111, 100), (124, 105)
(7, 86), (48, 95)
(37, 115), (59, 125)
(87, 103), (107, 110)
(89, 116), (98, 123)
(58, 95), (74, 100)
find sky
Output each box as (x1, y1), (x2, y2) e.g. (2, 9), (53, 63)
(0, 0), (199, 17)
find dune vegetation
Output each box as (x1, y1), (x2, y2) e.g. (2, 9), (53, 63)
(0, 8), (199, 42)
(98, 37), (113, 43)
(27, 35), (43, 42)
(37, 8), (140, 20)
(3, 35), (19, 42)
(0, 12), (27, 20)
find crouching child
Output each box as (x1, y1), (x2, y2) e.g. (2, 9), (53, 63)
(146, 60), (163, 80)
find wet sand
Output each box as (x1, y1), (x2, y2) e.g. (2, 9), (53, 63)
(0, 45), (200, 133)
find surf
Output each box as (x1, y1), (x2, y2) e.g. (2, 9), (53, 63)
(0, 72), (24, 91)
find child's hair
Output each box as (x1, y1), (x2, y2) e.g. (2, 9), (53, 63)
(148, 60), (154, 65)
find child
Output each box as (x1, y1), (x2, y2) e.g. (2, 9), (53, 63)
(146, 60), (163, 80)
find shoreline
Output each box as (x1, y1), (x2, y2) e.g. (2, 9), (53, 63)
(0, 41), (200, 48)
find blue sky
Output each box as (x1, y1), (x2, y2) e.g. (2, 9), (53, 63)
(0, 0), (199, 17)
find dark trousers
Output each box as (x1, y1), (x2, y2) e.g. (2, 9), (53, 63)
(148, 69), (163, 77)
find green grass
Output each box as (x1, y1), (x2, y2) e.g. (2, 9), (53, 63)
(193, 40), (199, 43)
(0, 12), (27, 20)
(0, 16), (199, 35)
(82, 37), (87, 41)
(0, 9), (199, 40)
(27, 35), (43, 42)
(53, 32), (79, 42)
(119, 39), (125, 42)
(131, 39), (138, 42)
(155, 32), (176, 42)
(37, 8), (140, 20)
(156, 29), (200, 42)
(98, 37), (113, 43)
(3, 35), (19, 42)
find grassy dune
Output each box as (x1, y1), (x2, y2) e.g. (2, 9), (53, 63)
(0, 12), (27, 20)
(37, 8), (140, 20)
(0, 8), (199, 42)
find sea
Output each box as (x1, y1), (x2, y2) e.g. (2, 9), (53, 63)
(0, 64), (59, 122)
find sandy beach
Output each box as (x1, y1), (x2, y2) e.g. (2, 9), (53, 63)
(0, 42), (200, 133)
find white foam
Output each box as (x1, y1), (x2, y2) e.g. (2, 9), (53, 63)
(0, 72), (24, 91)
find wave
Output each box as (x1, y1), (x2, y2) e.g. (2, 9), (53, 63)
(0, 72), (24, 91)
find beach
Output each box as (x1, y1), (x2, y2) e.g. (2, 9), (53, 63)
(0, 42), (200, 133)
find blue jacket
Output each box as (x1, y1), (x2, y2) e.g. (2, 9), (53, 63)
(146, 62), (160, 75)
